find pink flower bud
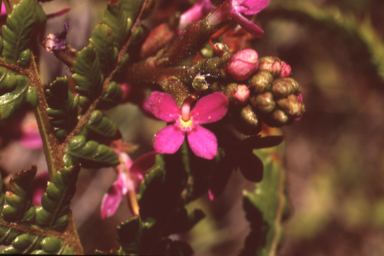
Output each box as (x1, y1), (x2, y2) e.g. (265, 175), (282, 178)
(226, 49), (259, 81)
(280, 61), (292, 78)
(234, 85), (250, 104)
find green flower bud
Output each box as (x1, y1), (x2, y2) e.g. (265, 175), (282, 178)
(284, 77), (301, 94)
(250, 92), (275, 113)
(232, 105), (261, 135)
(272, 109), (289, 125)
(277, 95), (305, 117)
(258, 56), (281, 77)
(248, 70), (273, 93)
(272, 79), (294, 98)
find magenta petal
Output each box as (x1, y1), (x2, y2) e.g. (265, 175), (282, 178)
(191, 92), (228, 124)
(231, 11), (264, 37)
(147, 91), (179, 122)
(187, 125), (217, 159)
(233, 0), (271, 15)
(20, 128), (43, 149)
(130, 151), (157, 181)
(154, 125), (185, 154)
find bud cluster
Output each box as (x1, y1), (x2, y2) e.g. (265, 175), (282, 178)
(219, 51), (305, 134)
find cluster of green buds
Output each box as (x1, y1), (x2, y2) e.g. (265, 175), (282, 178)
(217, 50), (305, 134)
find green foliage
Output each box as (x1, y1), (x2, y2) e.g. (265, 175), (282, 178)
(46, 77), (79, 141)
(97, 81), (123, 110)
(121, 0), (143, 20)
(2, 166), (36, 223)
(31, 237), (74, 254)
(102, 0), (133, 49)
(240, 151), (289, 256)
(0, 233), (42, 254)
(0, 226), (22, 245)
(72, 45), (104, 108)
(1, 0), (45, 65)
(163, 208), (205, 235)
(89, 24), (118, 76)
(65, 135), (119, 168)
(35, 165), (81, 230)
(0, 71), (36, 119)
(85, 110), (121, 140)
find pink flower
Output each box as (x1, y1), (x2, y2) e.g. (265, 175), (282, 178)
(208, 0), (270, 37)
(280, 61), (292, 78)
(147, 92), (228, 160)
(178, 0), (215, 31)
(19, 112), (43, 149)
(100, 151), (156, 219)
(226, 49), (259, 80)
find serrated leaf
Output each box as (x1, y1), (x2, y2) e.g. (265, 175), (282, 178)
(1, 0), (37, 65)
(2, 166), (36, 223)
(97, 81), (123, 110)
(89, 23), (118, 76)
(72, 45), (104, 103)
(31, 236), (74, 254)
(65, 135), (119, 168)
(117, 217), (143, 253)
(240, 151), (288, 256)
(0, 73), (33, 120)
(35, 165), (80, 230)
(85, 110), (121, 140)
(103, 0), (132, 49)
(46, 77), (78, 141)
(0, 233), (42, 254)
(0, 226), (22, 245)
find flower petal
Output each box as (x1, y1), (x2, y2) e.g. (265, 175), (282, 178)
(231, 11), (264, 37)
(232, 0), (271, 15)
(191, 92), (228, 124)
(154, 125), (185, 154)
(147, 91), (179, 122)
(187, 125), (217, 159)
(130, 151), (157, 181)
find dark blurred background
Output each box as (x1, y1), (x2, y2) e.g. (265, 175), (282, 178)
(1, 0), (384, 255)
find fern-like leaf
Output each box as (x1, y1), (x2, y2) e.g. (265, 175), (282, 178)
(0, 233), (42, 254)
(1, 0), (43, 65)
(0, 72), (37, 119)
(84, 110), (121, 141)
(65, 135), (119, 168)
(46, 77), (79, 141)
(35, 164), (80, 230)
(102, 0), (132, 49)
(89, 23), (118, 76)
(31, 237), (74, 254)
(2, 166), (36, 223)
(97, 81), (123, 110)
(72, 45), (103, 108)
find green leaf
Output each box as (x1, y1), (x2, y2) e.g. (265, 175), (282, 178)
(85, 110), (121, 140)
(102, 0), (132, 49)
(121, 0), (143, 21)
(46, 77), (78, 141)
(31, 237), (74, 254)
(89, 23), (118, 76)
(72, 45), (104, 106)
(0, 233), (42, 254)
(1, 0), (37, 65)
(240, 151), (289, 256)
(0, 72), (33, 120)
(65, 135), (119, 168)
(97, 81), (123, 110)
(0, 226), (22, 245)
(117, 217), (144, 254)
(35, 164), (80, 230)
(163, 208), (205, 236)
(2, 166), (36, 223)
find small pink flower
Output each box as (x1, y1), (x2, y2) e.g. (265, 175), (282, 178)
(100, 151), (156, 219)
(45, 23), (68, 53)
(208, 0), (270, 37)
(147, 92), (228, 160)
(226, 49), (259, 80)
(234, 84), (250, 104)
(178, 0), (215, 31)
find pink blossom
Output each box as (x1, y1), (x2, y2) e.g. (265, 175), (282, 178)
(280, 61), (292, 78)
(178, 0), (215, 31)
(226, 49), (259, 80)
(147, 92), (228, 160)
(208, 0), (270, 37)
(100, 151), (156, 219)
